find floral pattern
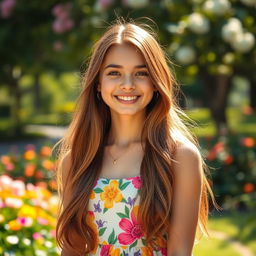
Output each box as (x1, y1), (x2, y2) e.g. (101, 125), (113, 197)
(87, 176), (167, 255)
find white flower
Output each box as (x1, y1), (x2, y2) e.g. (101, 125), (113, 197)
(240, 0), (256, 6)
(223, 52), (235, 64)
(5, 197), (23, 208)
(175, 46), (196, 65)
(6, 235), (19, 244)
(11, 180), (25, 196)
(188, 13), (210, 34)
(126, 0), (148, 8)
(45, 241), (53, 248)
(0, 175), (12, 189)
(22, 238), (31, 246)
(221, 18), (243, 43)
(35, 250), (47, 256)
(204, 0), (231, 15)
(231, 32), (255, 53)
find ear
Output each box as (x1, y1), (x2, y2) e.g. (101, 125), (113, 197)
(97, 84), (101, 92)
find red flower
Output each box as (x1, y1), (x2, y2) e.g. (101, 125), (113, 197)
(224, 155), (233, 165)
(241, 137), (255, 148)
(243, 183), (254, 193)
(126, 176), (141, 189)
(118, 206), (143, 245)
(100, 244), (111, 256)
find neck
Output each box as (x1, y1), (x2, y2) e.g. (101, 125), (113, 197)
(107, 111), (145, 147)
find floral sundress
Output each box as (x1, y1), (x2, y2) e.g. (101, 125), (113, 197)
(87, 176), (167, 255)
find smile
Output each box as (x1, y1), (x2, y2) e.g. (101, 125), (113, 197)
(115, 95), (140, 103)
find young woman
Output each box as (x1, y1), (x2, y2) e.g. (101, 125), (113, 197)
(54, 19), (217, 256)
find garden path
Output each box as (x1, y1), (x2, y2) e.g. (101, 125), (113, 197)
(210, 230), (254, 256)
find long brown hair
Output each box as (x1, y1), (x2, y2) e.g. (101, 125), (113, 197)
(53, 18), (217, 254)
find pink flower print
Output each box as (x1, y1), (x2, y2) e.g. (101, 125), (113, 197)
(127, 176), (141, 189)
(100, 244), (111, 256)
(161, 248), (167, 256)
(118, 206), (143, 245)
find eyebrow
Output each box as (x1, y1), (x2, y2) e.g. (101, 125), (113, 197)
(104, 64), (147, 70)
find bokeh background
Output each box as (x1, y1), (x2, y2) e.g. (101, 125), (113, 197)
(0, 0), (255, 255)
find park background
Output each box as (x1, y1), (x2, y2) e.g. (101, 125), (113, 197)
(0, 0), (255, 255)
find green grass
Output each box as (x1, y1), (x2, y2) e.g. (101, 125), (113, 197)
(193, 237), (240, 256)
(193, 210), (256, 255)
(186, 107), (256, 137)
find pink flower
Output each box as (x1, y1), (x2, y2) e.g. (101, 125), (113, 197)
(100, 244), (111, 255)
(118, 207), (143, 245)
(127, 176), (141, 189)
(25, 144), (36, 151)
(33, 232), (43, 240)
(5, 163), (14, 171)
(0, 0), (16, 18)
(18, 217), (33, 227)
(99, 0), (113, 8)
(37, 217), (49, 225)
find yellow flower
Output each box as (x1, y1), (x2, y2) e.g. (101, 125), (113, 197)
(18, 205), (38, 219)
(41, 159), (55, 171)
(109, 246), (120, 256)
(23, 150), (36, 160)
(40, 146), (52, 157)
(0, 214), (5, 223)
(100, 180), (122, 208)
(1, 155), (11, 164)
(8, 220), (22, 231)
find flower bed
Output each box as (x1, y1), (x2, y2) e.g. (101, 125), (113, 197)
(0, 175), (59, 255)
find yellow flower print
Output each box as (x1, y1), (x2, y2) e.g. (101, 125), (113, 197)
(109, 246), (121, 256)
(100, 180), (122, 208)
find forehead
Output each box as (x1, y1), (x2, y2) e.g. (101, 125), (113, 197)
(102, 43), (146, 66)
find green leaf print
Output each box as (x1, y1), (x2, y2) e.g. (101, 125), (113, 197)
(125, 205), (129, 216)
(129, 240), (138, 250)
(94, 188), (104, 193)
(108, 229), (116, 244)
(118, 179), (123, 189)
(99, 227), (107, 236)
(102, 180), (110, 185)
(142, 238), (146, 246)
(120, 182), (130, 190)
(103, 208), (108, 214)
(116, 212), (129, 219)
(121, 198), (127, 203)
(117, 205), (130, 219)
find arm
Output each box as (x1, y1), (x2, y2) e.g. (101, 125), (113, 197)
(58, 152), (86, 256)
(167, 142), (203, 256)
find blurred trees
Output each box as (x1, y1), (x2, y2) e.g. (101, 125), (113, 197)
(0, 0), (255, 136)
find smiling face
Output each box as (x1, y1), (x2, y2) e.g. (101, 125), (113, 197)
(98, 43), (155, 117)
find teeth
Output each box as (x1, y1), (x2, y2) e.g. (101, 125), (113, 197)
(117, 96), (138, 101)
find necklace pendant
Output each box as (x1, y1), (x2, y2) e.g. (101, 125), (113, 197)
(113, 159), (117, 164)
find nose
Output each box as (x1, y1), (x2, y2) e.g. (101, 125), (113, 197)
(120, 75), (135, 90)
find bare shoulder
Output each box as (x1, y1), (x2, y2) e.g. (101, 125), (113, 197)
(172, 140), (203, 179)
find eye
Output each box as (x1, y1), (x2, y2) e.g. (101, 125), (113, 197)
(136, 71), (149, 76)
(107, 71), (120, 76)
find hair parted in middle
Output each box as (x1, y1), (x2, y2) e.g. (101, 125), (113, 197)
(55, 18), (214, 254)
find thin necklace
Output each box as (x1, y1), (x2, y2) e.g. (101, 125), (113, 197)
(108, 145), (131, 165)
